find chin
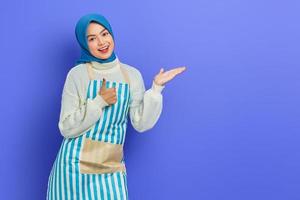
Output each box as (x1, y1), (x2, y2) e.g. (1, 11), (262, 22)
(94, 50), (113, 60)
(95, 53), (112, 60)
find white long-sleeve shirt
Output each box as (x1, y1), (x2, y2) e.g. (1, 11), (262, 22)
(58, 58), (164, 138)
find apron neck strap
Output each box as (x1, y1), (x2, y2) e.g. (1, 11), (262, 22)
(86, 63), (95, 80)
(86, 62), (131, 86)
(119, 64), (130, 85)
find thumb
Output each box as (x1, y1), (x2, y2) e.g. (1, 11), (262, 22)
(101, 78), (107, 90)
(159, 68), (164, 74)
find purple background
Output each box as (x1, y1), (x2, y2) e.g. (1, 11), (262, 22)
(1, 0), (300, 199)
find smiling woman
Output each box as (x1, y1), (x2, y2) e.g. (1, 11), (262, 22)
(46, 13), (186, 200)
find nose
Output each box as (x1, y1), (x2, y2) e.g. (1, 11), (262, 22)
(97, 36), (105, 45)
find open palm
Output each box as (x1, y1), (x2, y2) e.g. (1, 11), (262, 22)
(154, 66), (186, 86)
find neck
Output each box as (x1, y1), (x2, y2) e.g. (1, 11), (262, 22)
(90, 57), (119, 71)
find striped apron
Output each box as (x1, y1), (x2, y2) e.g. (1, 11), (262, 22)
(47, 62), (131, 200)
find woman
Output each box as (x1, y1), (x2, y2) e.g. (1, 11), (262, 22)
(47, 13), (186, 200)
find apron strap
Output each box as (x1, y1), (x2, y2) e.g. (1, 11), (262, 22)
(119, 64), (130, 86)
(86, 63), (95, 80)
(86, 62), (130, 86)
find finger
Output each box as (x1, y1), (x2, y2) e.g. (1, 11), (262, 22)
(101, 78), (107, 90)
(106, 88), (116, 94)
(171, 66), (186, 73)
(175, 67), (186, 74)
(162, 67), (186, 83)
(108, 96), (117, 104)
(171, 70), (184, 78)
(177, 66), (186, 71)
(110, 100), (117, 105)
(107, 92), (117, 99)
(173, 66), (186, 69)
(178, 66), (186, 72)
(109, 85), (116, 93)
(167, 67), (186, 75)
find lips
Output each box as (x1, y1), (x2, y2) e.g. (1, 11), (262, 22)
(98, 45), (109, 53)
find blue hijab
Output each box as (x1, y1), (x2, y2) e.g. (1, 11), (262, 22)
(75, 13), (117, 64)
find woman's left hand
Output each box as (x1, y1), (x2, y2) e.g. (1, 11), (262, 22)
(154, 66), (186, 86)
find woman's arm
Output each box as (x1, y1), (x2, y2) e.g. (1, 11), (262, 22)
(58, 70), (108, 138)
(129, 69), (165, 132)
(128, 65), (186, 132)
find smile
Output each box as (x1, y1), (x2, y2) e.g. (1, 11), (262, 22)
(98, 45), (109, 51)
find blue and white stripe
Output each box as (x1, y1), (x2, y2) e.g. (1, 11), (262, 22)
(47, 79), (130, 200)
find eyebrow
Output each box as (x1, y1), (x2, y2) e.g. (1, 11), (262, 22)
(87, 28), (107, 38)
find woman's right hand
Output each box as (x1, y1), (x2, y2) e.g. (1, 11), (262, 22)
(99, 78), (117, 105)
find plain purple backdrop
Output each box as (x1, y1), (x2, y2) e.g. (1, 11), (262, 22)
(1, 0), (299, 199)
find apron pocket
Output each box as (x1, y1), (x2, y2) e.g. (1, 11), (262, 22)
(79, 138), (125, 174)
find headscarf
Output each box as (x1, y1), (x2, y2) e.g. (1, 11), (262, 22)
(75, 13), (117, 64)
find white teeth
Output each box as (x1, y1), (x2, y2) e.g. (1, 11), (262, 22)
(99, 46), (109, 50)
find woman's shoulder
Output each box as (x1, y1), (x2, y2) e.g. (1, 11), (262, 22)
(66, 63), (89, 82)
(67, 63), (88, 76)
(120, 62), (143, 80)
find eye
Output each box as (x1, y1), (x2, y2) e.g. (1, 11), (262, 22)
(88, 37), (95, 42)
(102, 32), (109, 36)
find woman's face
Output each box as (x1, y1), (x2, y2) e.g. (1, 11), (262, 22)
(86, 22), (115, 60)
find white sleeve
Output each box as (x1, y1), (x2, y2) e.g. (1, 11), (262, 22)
(58, 70), (108, 138)
(129, 69), (165, 132)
